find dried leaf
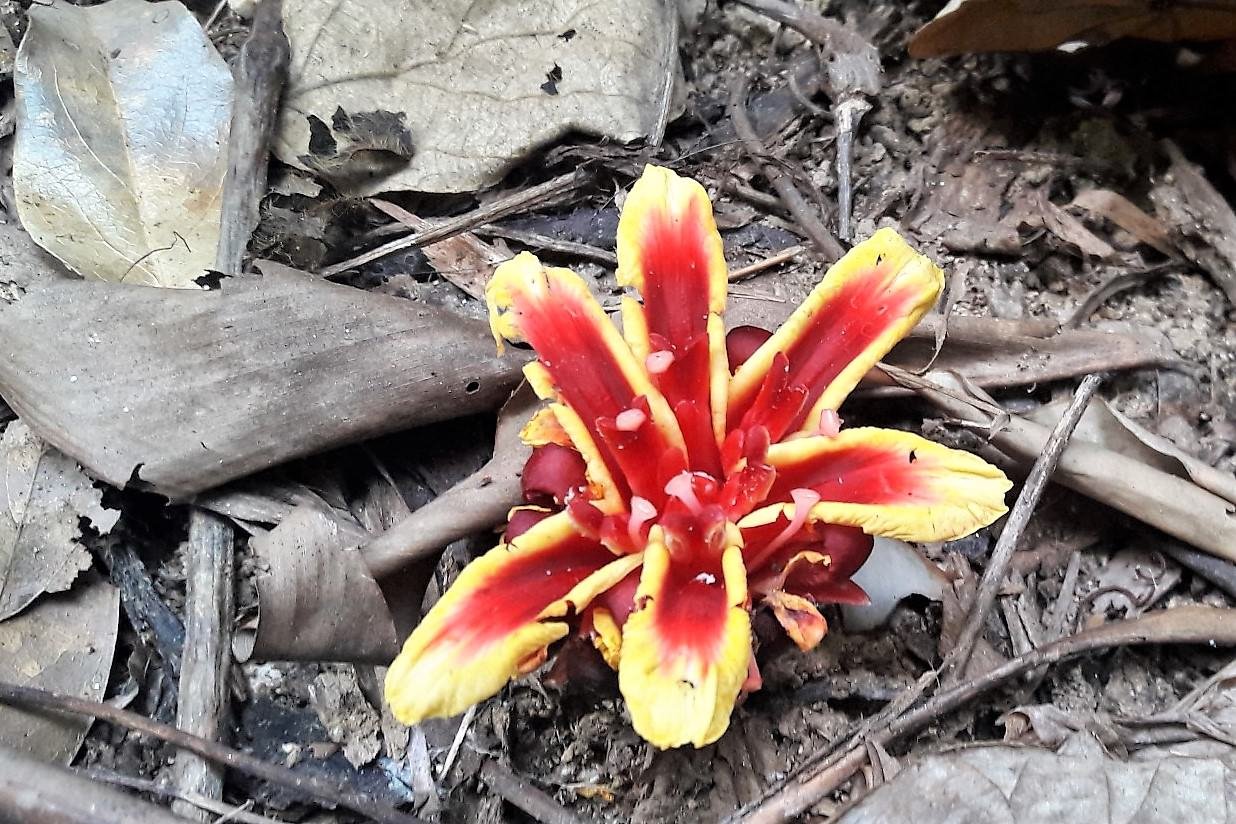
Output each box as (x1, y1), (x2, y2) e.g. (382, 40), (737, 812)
(842, 538), (948, 632)
(234, 502), (397, 663)
(839, 732), (1236, 824)
(1069, 189), (1177, 257)
(14, 0), (232, 286)
(0, 574), (120, 762)
(1037, 192), (1117, 261)
(276, 0), (677, 193)
(1031, 398), (1236, 508)
(909, 0), (1236, 58)
(0, 263), (527, 498)
(369, 200), (506, 300)
(1151, 141), (1236, 305)
(0, 421), (118, 622)
(310, 667), (383, 768)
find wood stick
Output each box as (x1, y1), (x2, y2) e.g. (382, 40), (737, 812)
(728, 75), (844, 261)
(319, 170), (589, 277)
(173, 5), (291, 816)
(172, 511), (235, 821)
(944, 372), (1104, 681)
(216, 0), (289, 276)
(85, 766), (279, 824)
(0, 744), (189, 824)
(0, 682), (425, 824)
(480, 760), (586, 824)
(728, 244), (806, 282)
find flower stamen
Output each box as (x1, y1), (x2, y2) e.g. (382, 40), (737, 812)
(816, 409), (842, 438)
(616, 407), (648, 431)
(763, 488), (822, 556)
(664, 471), (704, 515)
(645, 350), (675, 375)
(628, 496), (657, 548)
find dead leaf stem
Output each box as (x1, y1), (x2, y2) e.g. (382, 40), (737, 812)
(0, 681), (426, 824)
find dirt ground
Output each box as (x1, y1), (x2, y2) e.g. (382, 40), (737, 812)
(62, 0), (1236, 821)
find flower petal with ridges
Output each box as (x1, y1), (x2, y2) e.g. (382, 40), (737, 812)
(751, 427), (1012, 542)
(385, 513), (642, 724)
(617, 166), (730, 461)
(729, 228), (943, 434)
(618, 540), (751, 749)
(488, 253), (685, 502)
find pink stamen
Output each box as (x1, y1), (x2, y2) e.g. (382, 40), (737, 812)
(627, 496), (657, 548)
(664, 472), (703, 515)
(763, 488), (822, 556)
(615, 408), (647, 431)
(645, 350), (675, 375)
(817, 409), (842, 438)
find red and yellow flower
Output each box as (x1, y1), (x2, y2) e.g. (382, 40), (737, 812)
(385, 165), (1011, 749)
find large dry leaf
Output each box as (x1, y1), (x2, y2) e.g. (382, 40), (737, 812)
(13, 0), (232, 287)
(276, 0), (677, 194)
(0, 421), (118, 622)
(0, 263), (527, 498)
(0, 574), (119, 763)
(839, 733), (1236, 824)
(1151, 142), (1236, 306)
(909, 0), (1236, 58)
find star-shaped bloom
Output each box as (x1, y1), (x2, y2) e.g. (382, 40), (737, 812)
(386, 165), (1011, 749)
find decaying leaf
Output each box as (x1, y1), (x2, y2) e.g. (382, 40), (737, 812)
(276, 0), (678, 193)
(1151, 141), (1236, 305)
(909, 0), (1236, 58)
(0, 263), (527, 498)
(369, 201), (506, 300)
(0, 574), (119, 763)
(839, 732), (1236, 824)
(234, 502), (398, 663)
(14, 0), (232, 287)
(843, 539), (949, 632)
(0, 420), (118, 622)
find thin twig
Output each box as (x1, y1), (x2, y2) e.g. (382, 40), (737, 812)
(833, 97), (871, 241)
(944, 372), (1105, 681)
(728, 244), (806, 282)
(731, 606), (1236, 823)
(319, 170), (589, 278)
(478, 225), (618, 266)
(437, 704), (477, 781)
(0, 681), (425, 824)
(727, 75), (844, 261)
(480, 760), (586, 824)
(84, 766), (279, 824)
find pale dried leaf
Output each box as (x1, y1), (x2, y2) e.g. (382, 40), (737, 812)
(1151, 142), (1236, 305)
(839, 733), (1236, 824)
(0, 421), (118, 622)
(0, 574), (119, 762)
(276, 0), (677, 193)
(14, 0), (232, 287)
